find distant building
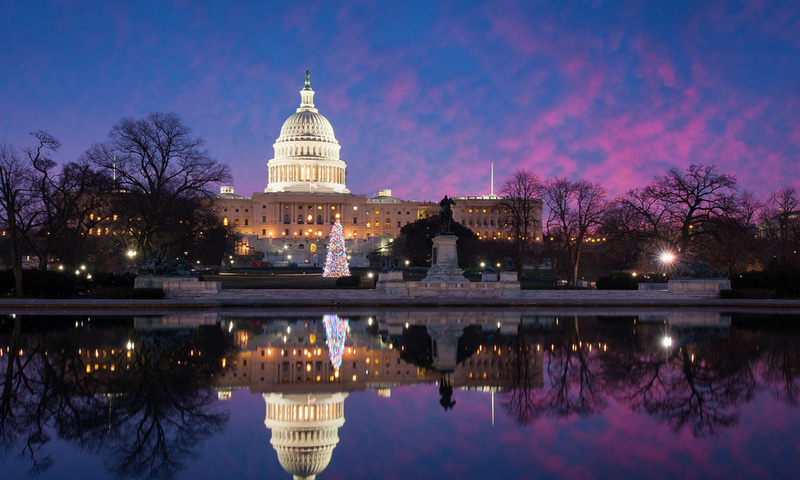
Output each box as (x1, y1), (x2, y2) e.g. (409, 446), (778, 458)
(216, 73), (542, 266)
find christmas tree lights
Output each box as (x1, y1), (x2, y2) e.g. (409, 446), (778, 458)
(322, 220), (350, 277)
(323, 314), (349, 371)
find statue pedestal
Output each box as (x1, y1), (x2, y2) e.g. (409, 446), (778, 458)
(424, 234), (465, 281)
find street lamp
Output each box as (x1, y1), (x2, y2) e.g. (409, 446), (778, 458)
(127, 249), (137, 259)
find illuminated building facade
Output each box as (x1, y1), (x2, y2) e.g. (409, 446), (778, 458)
(216, 73), (543, 265)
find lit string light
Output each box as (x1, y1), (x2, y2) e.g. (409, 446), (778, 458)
(323, 314), (348, 371)
(322, 220), (350, 277)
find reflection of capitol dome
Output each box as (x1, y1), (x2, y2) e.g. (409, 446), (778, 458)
(265, 71), (349, 194)
(263, 392), (348, 480)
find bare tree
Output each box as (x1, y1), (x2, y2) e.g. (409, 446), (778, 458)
(30, 157), (113, 270)
(543, 178), (607, 286)
(652, 164), (738, 256)
(0, 132), (59, 296)
(700, 190), (763, 274)
(606, 164), (740, 271)
(496, 170), (543, 275)
(759, 186), (800, 266)
(84, 112), (232, 259)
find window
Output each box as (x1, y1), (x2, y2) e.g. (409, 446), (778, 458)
(317, 215), (323, 224)
(298, 215), (304, 224)
(235, 209), (239, 212)
(262, 229), (266, 236)
(284, 214), (290, 224)
(397, 221), (401, 227)
(244, 219), (249, 226)
(262, 216), (266, 222)
(353, 217), (358, 225)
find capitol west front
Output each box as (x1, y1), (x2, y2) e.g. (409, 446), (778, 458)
(216, 73), (542, 265)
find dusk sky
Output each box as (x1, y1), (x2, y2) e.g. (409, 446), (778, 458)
(2, 0), (798, 201)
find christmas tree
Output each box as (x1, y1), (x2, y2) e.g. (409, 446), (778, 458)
(323, 219), (350, 277)
(323, 314), (349, 371)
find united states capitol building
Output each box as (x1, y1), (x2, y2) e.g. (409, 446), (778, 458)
(216, 72), (542, 266)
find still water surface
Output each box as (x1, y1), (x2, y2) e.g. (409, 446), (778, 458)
(1, 309), (799, 479)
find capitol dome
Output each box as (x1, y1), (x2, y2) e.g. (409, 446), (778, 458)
(263, 392), (348, 480)
(265, 71), (349, 194)
(279, 110), (337, 141)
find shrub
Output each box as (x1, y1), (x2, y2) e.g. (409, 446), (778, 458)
(90, 287), (164, 299)
(334, 275), (361, 288)
(595, 274), (638, 290)
(732, 262), (800, 299)
(0, 269), (91, 298)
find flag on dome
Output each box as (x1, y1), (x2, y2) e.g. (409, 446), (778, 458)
(323, 314), (348, 371)
(323, 220), (350, 277)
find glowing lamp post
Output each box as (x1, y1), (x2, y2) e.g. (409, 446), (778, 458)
(659, 251), (676, 265)
(659, 250), (677, 279)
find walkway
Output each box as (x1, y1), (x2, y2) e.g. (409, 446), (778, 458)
(0, 288), (799, 314)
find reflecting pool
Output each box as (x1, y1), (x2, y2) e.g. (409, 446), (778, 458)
(2, 309), (800, 479)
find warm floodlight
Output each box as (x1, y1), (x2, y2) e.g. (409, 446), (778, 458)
(127, 250), (137, 258)
(659, 251), (676, 264)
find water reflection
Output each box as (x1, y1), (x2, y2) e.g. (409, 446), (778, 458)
(0, 314), (228, 478)
(2, 310), (800, 479)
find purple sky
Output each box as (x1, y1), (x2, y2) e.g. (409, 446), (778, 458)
(2, 0), (798, 201)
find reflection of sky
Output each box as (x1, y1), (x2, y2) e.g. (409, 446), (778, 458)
(171, 384), (800, 480)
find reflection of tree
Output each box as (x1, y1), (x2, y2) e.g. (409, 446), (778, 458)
(503, 317), (764, 437)
(504, 325), (539, 424)
(0, 319), (228, 479)
(397, 325), (433, 369)
(604, 330), (759, 437)
(759, 333), (800, 406)
(0, 315), (55, 474)
(504, 317), (604, 424)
